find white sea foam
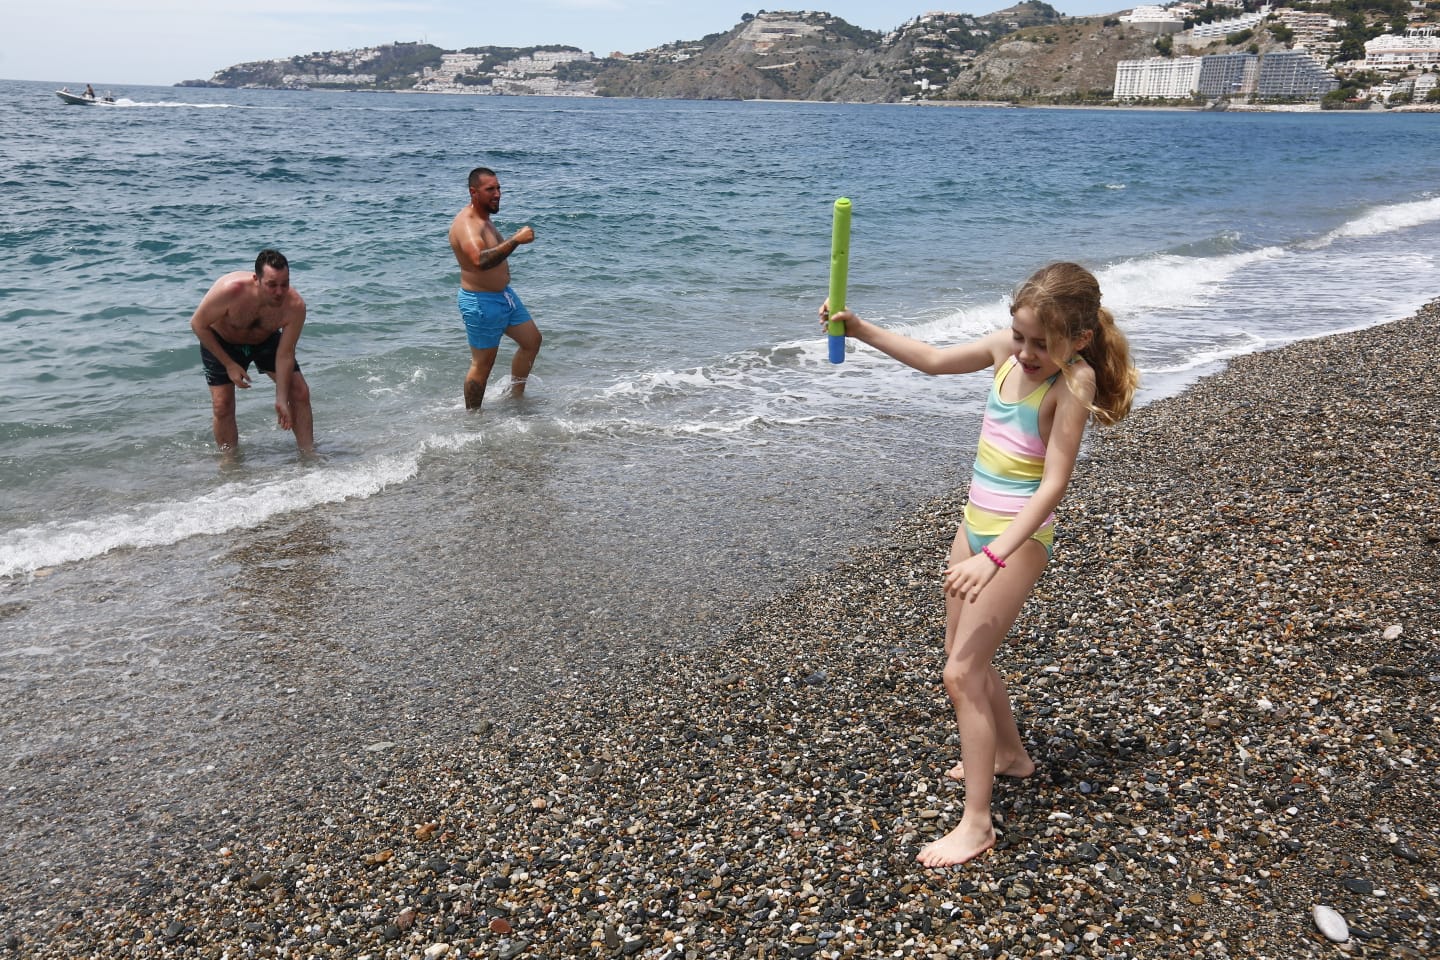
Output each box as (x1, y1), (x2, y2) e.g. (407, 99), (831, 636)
(600, 367), (721, 401)
(1143, 332), (1269, 376)
(110, 99), (247, 110)
(572, 230), (1425, 446)
(1096, 247), (1290, 316)
(1305, 195), (1440, 248)
(911, 303), (1011, 342)
(670, 413), (826, 438)
(0, 435), (479, 579)
(0, 396), (849, 579)
(819, 249), (1288, 364)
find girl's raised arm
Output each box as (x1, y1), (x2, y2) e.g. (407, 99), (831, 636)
(821, 305), (1006, 376)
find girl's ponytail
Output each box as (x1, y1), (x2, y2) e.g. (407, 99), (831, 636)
(1084, 307), (1138, 426)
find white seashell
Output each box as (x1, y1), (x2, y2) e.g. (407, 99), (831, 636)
(1312, 904), (1349, 943)
(1383, 624), (1403, 640)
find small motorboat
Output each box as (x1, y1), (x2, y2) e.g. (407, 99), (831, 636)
(56, 89), (116, 105)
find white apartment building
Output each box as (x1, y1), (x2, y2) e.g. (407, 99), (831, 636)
(432, 53), (486, 79)
(1254, 49), (1338, 98)
(283, 72), (377, 86)
(1120, 5), (1186, 35)
(1113, 55), (1203, 98)
(1190, 10), (1269, 40)
(1197, 52), (1259, 97)
(1276, 9), (1338, 48)
(738, 12), (824, 52)
(499, 50), (592, 76)
(1364, 29), (1440, 70)
(1115, 49), (1336, 100)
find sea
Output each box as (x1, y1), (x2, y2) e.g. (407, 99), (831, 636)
(2, 79), (1439, 867)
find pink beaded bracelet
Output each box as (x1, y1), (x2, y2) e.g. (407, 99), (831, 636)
(982, 546), (1006, 569)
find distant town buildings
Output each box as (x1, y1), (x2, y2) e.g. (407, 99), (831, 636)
(1115, 48), (1337, 100)
(1364, 27), (1440, 70)
(736, 12), (825, 52)
(886, 10), (988, 44)
(1112, 2), (1363, 102)
(1275, 9), (1339, 49)
(1119, 5), (1186, 35)
(1189, 10), (1269, 40)
(414, 48), (596, 96)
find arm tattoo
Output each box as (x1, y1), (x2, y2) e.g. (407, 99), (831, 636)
(477, 238), (516, 271)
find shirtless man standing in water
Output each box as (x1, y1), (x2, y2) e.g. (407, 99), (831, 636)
(447, 167), (542, 410)
(189, 248), (314, 455)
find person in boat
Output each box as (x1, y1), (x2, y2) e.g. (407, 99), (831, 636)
(84, 84), (96, 99)
(189, 249), (315, 456)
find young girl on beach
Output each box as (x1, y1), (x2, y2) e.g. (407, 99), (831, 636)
(821, 262), (1138, 868)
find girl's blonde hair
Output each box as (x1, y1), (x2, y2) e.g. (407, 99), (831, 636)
(1011, 262), (1138, 426)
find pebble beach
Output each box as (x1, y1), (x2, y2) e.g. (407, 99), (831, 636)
(4, 303), (1438, 959)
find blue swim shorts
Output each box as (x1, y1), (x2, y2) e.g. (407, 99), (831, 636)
(458, 287), (532, 350)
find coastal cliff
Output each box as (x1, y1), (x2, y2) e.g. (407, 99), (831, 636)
(179, 3), (1427, 105)
(179, 5), (1157, 103)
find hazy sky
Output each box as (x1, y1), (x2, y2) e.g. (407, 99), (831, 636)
(2, 1), (1128, 87)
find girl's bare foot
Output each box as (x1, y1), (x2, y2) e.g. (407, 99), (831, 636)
(917, 821), (996, 868)
(944, 753), (1036, 783)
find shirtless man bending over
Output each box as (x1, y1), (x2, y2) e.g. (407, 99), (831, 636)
(189, 248), (314, 455)
(447, 166), (541, 410)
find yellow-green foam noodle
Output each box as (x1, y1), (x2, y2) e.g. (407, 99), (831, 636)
(827, 197), (851, 364)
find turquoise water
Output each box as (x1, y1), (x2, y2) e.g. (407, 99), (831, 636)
(2, 80), (1439, 791)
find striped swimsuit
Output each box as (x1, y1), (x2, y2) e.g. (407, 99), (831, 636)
(963, 356), (1058, 558)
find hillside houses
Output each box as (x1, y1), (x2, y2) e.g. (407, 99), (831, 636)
(1114, 4), (1440, 104)
(735, 12), (826, 52)
(1364, 26), (1440, 70)
(413, 48), (597, 96)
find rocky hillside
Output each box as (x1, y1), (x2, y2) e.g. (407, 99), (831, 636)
(187, 4), (1424, 103)
(187, 5), (1142, 102)
(588, 5), (1312, 103)
(943, 19), (1179, 101)
(588, 5), (1083, 101)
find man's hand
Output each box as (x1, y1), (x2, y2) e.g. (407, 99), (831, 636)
(512, 225), (535, 245)
(230, 365), (252, 388)
(275, 398), (293, 431)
